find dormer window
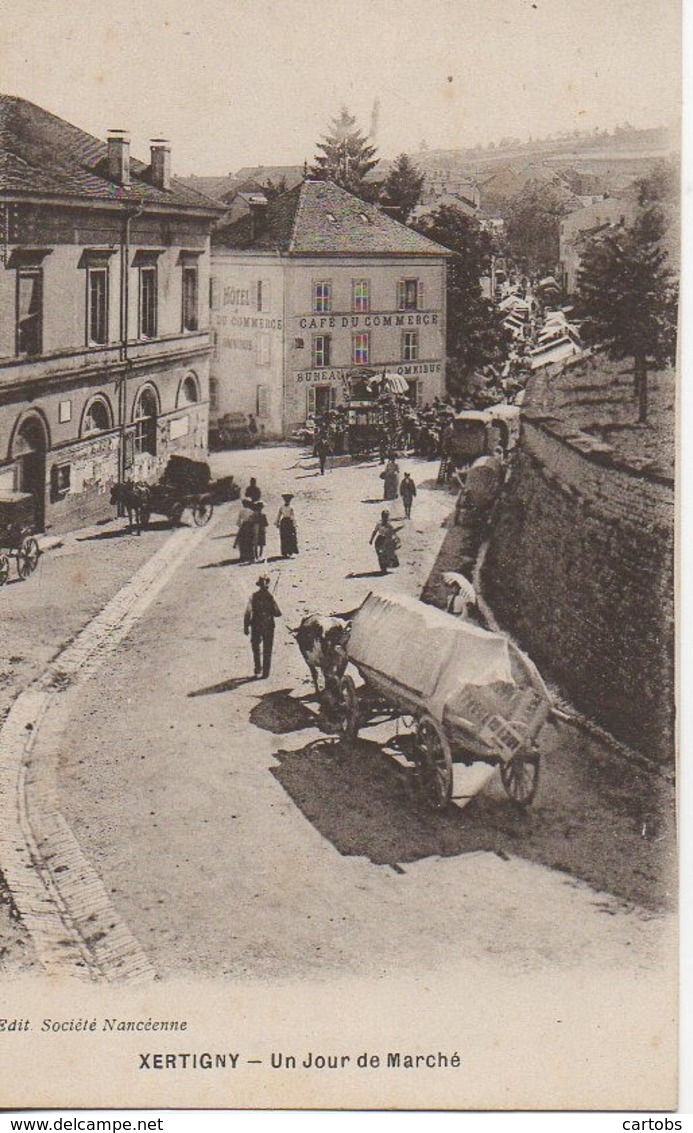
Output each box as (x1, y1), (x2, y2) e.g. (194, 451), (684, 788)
(326, 213), (337, 223)
(358, 213), (370, 223)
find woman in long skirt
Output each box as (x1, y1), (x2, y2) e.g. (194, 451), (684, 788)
(234, 499), (256, 563)
(381, 455), (400, 500)
(276, 493), (299, 557)
(370, 510), (402, 574)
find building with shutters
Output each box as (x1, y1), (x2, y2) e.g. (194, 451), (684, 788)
(210, 180), (450, 437)
(0, 95), (222, 533)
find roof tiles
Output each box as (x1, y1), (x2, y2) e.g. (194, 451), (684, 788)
(213, 179), (451, 257)
(0, 94), (221, 211)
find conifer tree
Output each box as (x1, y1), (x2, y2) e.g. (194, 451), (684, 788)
(382, 153), (425, 222)
(310, 108), (378, 197)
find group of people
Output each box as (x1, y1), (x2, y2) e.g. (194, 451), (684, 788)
(234, 478), (299, 564)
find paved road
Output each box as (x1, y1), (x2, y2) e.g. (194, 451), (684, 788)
(49, 445), (674, 983)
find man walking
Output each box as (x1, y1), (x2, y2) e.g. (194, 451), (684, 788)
(315, 435), (330, 475)
(244, 575), (282, 678)
(400, 471), (417, 518)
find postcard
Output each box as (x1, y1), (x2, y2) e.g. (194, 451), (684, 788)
(0, 0), (681, 1112)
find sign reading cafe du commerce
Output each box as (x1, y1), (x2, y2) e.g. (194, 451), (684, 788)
(298, 314), (439, 330)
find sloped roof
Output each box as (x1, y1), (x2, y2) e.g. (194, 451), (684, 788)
(213, 179), (451, 257)
(0, 94), (222, 212)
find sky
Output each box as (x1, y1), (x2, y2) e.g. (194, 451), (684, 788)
(0, 0), (682, 175)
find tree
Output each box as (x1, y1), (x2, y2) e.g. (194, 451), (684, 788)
(576, 205), (678, 423)
(413, 205), (512, 397)
(310, 108), (378, 198)
(263, 176), (287, 201)
(504, 183), (569, 275)
(382, 153), (425, 223)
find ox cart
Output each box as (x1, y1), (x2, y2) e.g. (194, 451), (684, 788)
(329, 592), (552, 812)
(0, 490), (41, 586)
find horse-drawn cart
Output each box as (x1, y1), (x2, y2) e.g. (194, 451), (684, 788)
(146, 455), (217, 527)
(0, 490), (41, 585)
(329, 592), (552, 811)
(112, 456), (240, 532)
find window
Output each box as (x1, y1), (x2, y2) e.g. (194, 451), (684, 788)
(179, 374), (199, 405)
(353, 279), (370, 312)
(312, 335), (331, 367)
(87, 268), (109, 345)
(397, 278), (423, 311)
(352, 332), (370, 365)
(133, 388), (158, 455)
(16, 270), (43, 356)
(50, 463), (71, 501)
(313, 280), (332, 313)
(256, 332), (270, 366)
(83, 398), (112, 435)
(307, 385), (337, 415)
(402, 331), (419, 361)
(257, 280), (271, 312)
(139, 266), (158, 339)
(182, 265), (198, 332)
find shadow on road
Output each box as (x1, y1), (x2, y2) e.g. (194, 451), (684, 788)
(267, 722), (675, 908)
(249, 688), (320, 734)
(345, 569), (385, 579)
(188, 675), (258, 697)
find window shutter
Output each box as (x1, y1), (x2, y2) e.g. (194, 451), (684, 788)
(397, 280), (405, 310)
(330, 386), (338, 409)
(307, 387), (316, 416)
(417, 280), (424, 310)
(257, 384), (270, 417)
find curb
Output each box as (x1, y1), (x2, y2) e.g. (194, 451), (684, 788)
(0, 514), (222, 982)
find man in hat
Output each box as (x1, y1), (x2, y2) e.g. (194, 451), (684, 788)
(244, 575), (282, 678)
(399, 471), (417, 518)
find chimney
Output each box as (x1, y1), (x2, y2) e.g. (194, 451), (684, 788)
(150, 139), (171, 190)
(248, 198), (268, 242)
(107, 130), (130, 186)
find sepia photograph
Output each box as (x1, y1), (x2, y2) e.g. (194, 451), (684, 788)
(0, 0), (683, 1114)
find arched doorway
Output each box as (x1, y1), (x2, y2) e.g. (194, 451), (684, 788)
(12, 414), (49, 531)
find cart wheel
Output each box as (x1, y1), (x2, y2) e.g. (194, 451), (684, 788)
(335, 675), (359, 741)
(192, 499), (214, 526)
(0, 554), (10, 586)
(17, 537), (40, 579)
(500, 753), (539, 806)
(415, 715), (453, 811)
(168, 502), (185, 527)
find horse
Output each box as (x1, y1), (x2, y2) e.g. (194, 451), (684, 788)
(110, 481), (151, 535)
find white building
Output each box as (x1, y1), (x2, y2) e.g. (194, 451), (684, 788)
(210, 180), (450, 437)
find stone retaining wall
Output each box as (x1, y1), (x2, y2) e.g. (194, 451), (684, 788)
(482, 384), (674, 762)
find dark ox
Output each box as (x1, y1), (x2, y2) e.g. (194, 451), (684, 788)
(294, 615), (350, 694)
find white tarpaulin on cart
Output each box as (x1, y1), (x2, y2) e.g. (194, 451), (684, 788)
(347, 591), (513, 720)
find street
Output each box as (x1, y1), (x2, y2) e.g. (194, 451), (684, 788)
(0, 444), (674, 983)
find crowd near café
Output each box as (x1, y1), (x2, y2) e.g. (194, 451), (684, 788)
(210, 179), (450, 437)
